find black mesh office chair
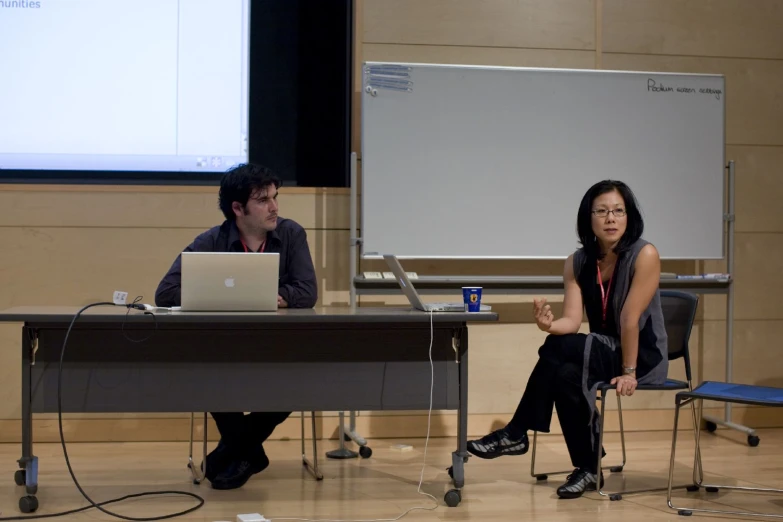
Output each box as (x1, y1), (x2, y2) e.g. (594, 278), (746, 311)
(530, 290), (703, 500)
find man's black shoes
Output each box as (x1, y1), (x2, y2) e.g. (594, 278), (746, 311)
(208, 445), (269, 490)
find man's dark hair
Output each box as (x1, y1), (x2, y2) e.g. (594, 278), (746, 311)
(576, 179), (644, 260)
(218, 163), (282, 221)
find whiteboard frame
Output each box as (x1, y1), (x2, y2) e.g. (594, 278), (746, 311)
(359, 62), (727, 261)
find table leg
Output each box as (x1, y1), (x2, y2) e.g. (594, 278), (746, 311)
(17, 327), (39, 513)
(187, 413), (207, 484)
(446, 327), (468, 507)
(302, 412), (323, 480)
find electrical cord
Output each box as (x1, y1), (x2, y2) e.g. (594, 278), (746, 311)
(121, 296), (158, 344)
(269, 309), (440, 522)
(1, 301), (204, 521)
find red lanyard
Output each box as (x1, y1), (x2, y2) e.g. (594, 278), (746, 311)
(597, 260), (613, 327)
(240, 238), (265, 253)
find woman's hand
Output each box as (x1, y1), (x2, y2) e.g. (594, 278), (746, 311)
(610, 374), (638, 396)
(533, 298), (553, 332)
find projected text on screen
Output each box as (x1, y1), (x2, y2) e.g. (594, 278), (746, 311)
(0, 0), (250, 173)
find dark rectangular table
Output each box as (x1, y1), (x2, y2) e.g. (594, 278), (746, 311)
(0, 305), (497, 512)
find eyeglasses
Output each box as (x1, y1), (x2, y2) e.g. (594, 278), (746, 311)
(591, 208), (626, 218)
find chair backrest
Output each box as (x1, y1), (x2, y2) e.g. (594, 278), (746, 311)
(659, 290), (699, 383)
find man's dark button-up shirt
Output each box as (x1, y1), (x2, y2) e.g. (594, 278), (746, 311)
(155, 217), (318, 308)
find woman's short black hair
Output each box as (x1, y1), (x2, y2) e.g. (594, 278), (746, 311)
(218, 163), (282, 221)
(576, 179), (644, 260)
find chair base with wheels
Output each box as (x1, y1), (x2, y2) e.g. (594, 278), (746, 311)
(668, 381), (783, 518)
(187, 411), (323, 484)
(326, 411), (373, 460)
(704, 417), (761, 447)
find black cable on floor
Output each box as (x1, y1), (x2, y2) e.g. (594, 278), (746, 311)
(1, 302), (204, 521)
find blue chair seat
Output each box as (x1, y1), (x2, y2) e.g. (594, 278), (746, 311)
(667, 380), (783, 517)
(676, 380), (783, 407)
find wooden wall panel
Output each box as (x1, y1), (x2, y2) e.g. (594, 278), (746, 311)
(699, 234), (783, 321)
(0, 186), (350, 231)
(700, 321), (727, 385)
(699, 293), (727, 322)
(603, 0), (783, 59)
(733, 321), (783, 388)
(363, 0), (596, 50)
(0, 227), (350, 311)
(466, 324), (547, 414)
(727, 146), (783, 233)
(0, 227), (186, 309)
(363, 44), (595, 69)
(733, 233), (783, 321)
(0, 325), (21, 419)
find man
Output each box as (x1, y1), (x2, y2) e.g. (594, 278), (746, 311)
(155, 163), (318, 490)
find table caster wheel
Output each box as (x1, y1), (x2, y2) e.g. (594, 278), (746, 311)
(359, 446), (372, 459)
(19, 495), (38, 513)
(706, 486), (719, 493)
(686, 485), (699, 492)
(610, 466), (623, 473)
(705, 421), (717, 433)
(678, 510), (693, 516)
(748, 435), (760, 447)
(535, 474), (547, 481)
(14, 469), (25, 486)
(610, 494), (622, 501)
(444, 489), (461, 507)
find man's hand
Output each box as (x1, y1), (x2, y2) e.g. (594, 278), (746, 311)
(610, 374), (638, 396)
(533, 298), (553, 332)
(277, 295), (288, 308)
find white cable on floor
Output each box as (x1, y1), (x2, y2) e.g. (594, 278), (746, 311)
(270, 309), (440, 522)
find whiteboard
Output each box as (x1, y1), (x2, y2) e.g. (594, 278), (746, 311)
(360, 62), (725, 259)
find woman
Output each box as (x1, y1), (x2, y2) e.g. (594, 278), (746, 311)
(467, 180), (668, 499)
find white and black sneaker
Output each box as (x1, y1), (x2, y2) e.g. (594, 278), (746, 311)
(556, 468), (604, 499)
(467, 428), (529, 459)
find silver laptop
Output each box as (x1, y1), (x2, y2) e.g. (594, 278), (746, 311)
(181, 252), (279, 311)
(384, 255), (491, 312)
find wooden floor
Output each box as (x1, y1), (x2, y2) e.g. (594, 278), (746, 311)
(1, 429), (781, 521)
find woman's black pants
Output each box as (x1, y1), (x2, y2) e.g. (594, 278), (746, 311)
(508, 333), (619, 473)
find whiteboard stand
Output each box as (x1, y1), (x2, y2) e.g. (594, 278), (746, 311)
(350, 151), (359, 309)
(327, 152), (373, 461)
(355, 61), (753, 445)
(702, 161), (760, 447)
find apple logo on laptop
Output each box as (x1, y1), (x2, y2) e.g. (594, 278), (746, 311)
(224, 277), (235, 288)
